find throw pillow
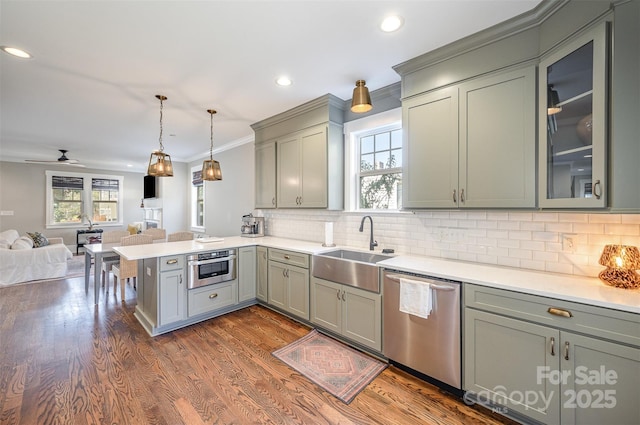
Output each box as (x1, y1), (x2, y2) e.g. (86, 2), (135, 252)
(0, 239), (11, 250)
(11, 236), (34, 250)
(127, 224), (139, 235)
(0, 229), (20, 245)
(27, 231), (50, 248)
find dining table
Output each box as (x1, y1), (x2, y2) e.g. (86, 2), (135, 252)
(84, 242), (120, 304)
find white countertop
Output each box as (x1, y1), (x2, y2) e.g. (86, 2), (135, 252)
(113, 236), (640, 314)
(378, 255), (640, 314)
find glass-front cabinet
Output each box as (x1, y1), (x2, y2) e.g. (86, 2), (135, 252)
(539, 22), (608, 208)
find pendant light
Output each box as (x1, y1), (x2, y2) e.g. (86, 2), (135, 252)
(202, 109), (222, 181)
(350, 80), (372, 113)
(147, 95), (173, 177)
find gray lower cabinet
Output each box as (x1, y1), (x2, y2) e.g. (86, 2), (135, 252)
(267, 248), (309, 320)
(310, 277), (382, 352)
(256, 246), (268, 302)
(238, 246), (256, 302)
(157, 256), (186, 327)
(187, 281), (237, 317)
(464, 284), (640, 425)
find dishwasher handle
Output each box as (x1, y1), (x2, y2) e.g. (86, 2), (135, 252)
(385, 274), (457, 291)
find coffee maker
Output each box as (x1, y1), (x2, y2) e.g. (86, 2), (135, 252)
(241, 214), (264, 238)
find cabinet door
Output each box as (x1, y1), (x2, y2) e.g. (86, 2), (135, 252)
(256, 246), (268, 302)
(267, 261), (287, 310)
(299, 127), (327, 208)
(464, 308), (560, 425)
(403, 87), (459, 208)
(310, 277), (341, 333)
(158, 270), (185, 327)
(286, 265), (309, 320)
(255, 142), (277, 208)
(561, 332), (640, 425)
(238, 246), (256, 302)
(539, 22), (608, 208)
(459, 67), (536, 208)
(277, 135), (301, 208)
(342, 286), (381, 351)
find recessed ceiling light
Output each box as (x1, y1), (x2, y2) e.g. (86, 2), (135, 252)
(380, 15), (404, 33)
(1, 46), (32, 59)
(276, 76), (293, 87)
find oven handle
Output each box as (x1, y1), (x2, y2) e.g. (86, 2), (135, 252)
(188, 255), (236, 266)
(385, 274), (456, 291)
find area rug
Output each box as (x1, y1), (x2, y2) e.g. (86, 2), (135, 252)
(272, 329), (387, 404)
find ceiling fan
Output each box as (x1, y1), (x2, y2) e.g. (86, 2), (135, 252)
(25, 149), (86, 167)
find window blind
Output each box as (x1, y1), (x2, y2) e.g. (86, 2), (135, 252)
(192, 170), (203, 186)
(52, 175), (84, 189)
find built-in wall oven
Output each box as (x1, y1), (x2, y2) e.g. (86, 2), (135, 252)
(187, 249), (236, 289)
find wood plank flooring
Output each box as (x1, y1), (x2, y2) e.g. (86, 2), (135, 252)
(0, 274), (515, 424)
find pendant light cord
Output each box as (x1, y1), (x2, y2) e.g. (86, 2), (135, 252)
(209, 111), (214, 160)
(158, 97), (165, 152)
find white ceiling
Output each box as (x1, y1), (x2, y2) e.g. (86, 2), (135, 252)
(0, 0), (541, 172)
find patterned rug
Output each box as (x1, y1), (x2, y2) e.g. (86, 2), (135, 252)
(273, 329), (387, 404)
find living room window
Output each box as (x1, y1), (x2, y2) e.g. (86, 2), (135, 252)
(343, 108), (403, 211)
(46, 171), (123, 228)
(191, 168), (205, 230)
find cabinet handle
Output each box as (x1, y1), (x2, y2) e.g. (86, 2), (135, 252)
(166, 259), (178, 265)
(341, 291), (346, 301)
(179, 274), (182, 285)
(282, 269), (286, 278)
(460, 188), (465, 203)
(564, 341), (570, 361)
(452, 189), (457, 203)
(299, 197), (302, 205)
(548, 307), (572, 318)
(272, 197), (275, 206)
(209, 293), (218, 299)
(286, 269), (289, 278)
(284, 255), (290, 260)
(593, 179), (602, 200)
(550, 337), (555, 356)
(337, 290), (341, 300)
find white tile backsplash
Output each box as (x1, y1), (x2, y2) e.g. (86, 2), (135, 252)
(258, 209), (640, 278)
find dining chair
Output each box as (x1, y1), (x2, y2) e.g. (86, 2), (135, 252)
(167, 231), (194, 242)
(143, 228), (166, 242)
(111, 234), (153, 299)
(100, 230), (130, 283)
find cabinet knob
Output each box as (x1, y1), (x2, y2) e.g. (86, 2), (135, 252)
(209, 293), (218, 299)
(284, 255), (290, 260)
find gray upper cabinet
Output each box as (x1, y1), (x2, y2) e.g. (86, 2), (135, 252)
(255, 142), (276, 208)
(403, 66), (536, 209)
(251, 94), (344, 210)
(539, 22), (608, 208)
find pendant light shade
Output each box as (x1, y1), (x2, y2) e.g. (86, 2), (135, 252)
(547, 85), (562, 115)
(350, 80), (372, 113)
(202, 109), (222, 181)
(147, 95), (173, 177)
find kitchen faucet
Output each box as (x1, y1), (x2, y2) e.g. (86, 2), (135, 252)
(359, 215), (378, 251)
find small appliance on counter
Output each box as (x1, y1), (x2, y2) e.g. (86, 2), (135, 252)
(241, 213), (264, 238)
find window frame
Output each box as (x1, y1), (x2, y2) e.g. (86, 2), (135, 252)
(343, 108), (402, 211)
(46, 170), (124, 229)
(190, 166), (205, 232)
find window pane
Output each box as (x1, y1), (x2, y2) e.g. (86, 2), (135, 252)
(390, 149), (402, 168)
(361, 136), (374, 154)
(53, 201), (82, 224)
(359, 173), (402, 210)
(375, 132), (390, 151)
(375, 151), (390, 170)
(92, 202), (118, 222)
(391, 129), (402, 149)
(360, 154), (374, 172)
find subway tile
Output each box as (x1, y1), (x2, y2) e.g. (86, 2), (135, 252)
(508, 212), (533, 221)
(458, 252), (477, 262)
(520, 259), (546, 272)
(603, 224), (640, 236)
(544, 222), (573, 233)
(498, 239), (520, 249)
(520, 240), (546, 251)
(508, 230), (533, 240)
(486, 230), (509, 239)
(532, 231), (558, 242)
(520, 221), (545, 231)
(487, 211), (509, 220)
(588, 214), (621, 224)
(498, 220), (520, 230)
(621, 214), (640, 224)
(498, 257), (520, 268)
(533, 250), (558, 262)
(572, 223), (605, 234)
(588, 234), (621, 246)
(508, 248), (533, 259)
(545, 262), (574, 275)
(476, 254), (498, 264)
(558, 213), (589, 223)
(532, 212), (559, 222)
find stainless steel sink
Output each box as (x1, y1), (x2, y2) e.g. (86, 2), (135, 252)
(312, 249), (392, 293)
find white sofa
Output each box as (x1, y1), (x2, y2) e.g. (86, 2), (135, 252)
(0, 229), (73, 286)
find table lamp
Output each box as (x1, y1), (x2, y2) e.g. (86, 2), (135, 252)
(598, 244), (640, 289)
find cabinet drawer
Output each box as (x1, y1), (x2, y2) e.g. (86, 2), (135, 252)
(465, 284), (640, 347)
(268, 248), (309, 269)
(159, 255), (184, 272)
(188, 282), (237, 317)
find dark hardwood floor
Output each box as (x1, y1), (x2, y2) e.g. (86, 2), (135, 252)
(0, 274), (515, 424)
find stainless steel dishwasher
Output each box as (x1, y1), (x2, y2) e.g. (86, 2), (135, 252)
(383, 269), (461, 391)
